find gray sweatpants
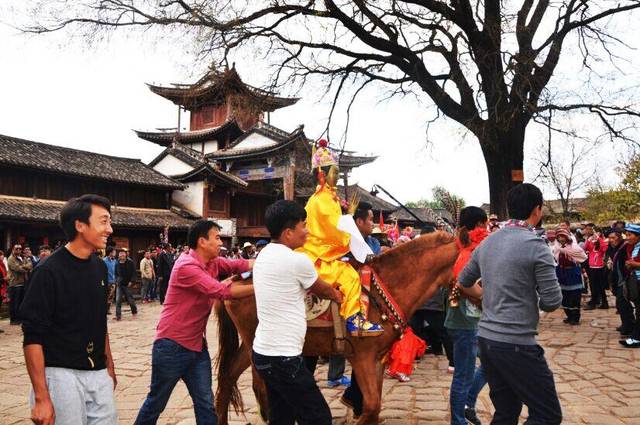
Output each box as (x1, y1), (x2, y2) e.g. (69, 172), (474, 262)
(29, 367), (118, 425)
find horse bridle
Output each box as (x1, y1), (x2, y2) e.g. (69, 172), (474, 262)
(362, 262), (408, 335)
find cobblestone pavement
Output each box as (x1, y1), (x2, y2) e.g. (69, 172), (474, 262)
(1, 295), (640, 424)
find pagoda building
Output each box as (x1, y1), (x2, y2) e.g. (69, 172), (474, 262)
(137, 67), (377, 242)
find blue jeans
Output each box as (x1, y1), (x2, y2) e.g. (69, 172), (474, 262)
(449, 329), (478, 425)
(135, 339), (216, 425)
(149, 278), (158, 300)
(466, 363), (486, 408)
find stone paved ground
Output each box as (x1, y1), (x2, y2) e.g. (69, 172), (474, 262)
(1, 295), (640, 424)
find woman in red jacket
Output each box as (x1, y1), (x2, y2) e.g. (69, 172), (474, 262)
(584, 225), (609, 310)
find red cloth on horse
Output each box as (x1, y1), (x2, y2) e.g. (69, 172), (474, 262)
(453, 227), (489, 279)
(388, 328), (426, 376)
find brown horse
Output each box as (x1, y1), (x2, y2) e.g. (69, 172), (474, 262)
(214, 232), (459, 424)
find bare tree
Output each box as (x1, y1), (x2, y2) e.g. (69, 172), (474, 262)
(535, 139), (595, 218)
(20, 0), (640, 217)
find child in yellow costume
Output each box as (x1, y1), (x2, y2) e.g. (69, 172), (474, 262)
(298, 139), (383, 336)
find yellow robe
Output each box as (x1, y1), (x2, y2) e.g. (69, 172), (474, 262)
(298, 184), (362, 319)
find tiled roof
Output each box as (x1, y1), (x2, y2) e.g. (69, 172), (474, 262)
(148, 67), (299, 111)
(0, 134), (183, 190)
(0, 195), (195, 229)
(226, 122), (292, 149)
(338, 153), (377, 168)
(337, 185), (397, 213)
(134, 120), (243, 147)
(172, 164), (248, 189)
(432, 208), (455, 224)
(206, 125), (306, 160)
(389, 207), (444, 226)
(147, 147), (247, 189)
(148, 146), (205, 169)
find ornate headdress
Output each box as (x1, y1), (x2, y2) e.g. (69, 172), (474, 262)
(311, 139), (339, 186)
(312, 139), (339, 169)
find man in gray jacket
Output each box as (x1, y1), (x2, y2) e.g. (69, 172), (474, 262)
(459, 183), (562, 425)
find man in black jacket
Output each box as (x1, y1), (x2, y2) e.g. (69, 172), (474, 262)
(115, 249), (138, 321)
(20, 194), (118, 425)
(156, 244), (174, 304)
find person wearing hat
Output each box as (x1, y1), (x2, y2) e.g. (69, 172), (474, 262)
(297, 139), (382, 336)
(241, 242), (256, 259)
(620, 224), (640, 347)
(255, 240), (269, 255)
(552, 228), (587, 325)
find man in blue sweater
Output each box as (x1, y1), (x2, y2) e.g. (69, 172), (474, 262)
(459, 183), (563, 425)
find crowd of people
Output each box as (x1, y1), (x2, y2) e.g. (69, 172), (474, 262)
(4, 179), (640, 425)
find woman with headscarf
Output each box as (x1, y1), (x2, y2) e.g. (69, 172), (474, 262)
(445, 206), (489, 425)
(552, 227), (587, 325)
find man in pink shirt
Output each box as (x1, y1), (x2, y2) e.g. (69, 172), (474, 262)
(135, 220), (254, 425)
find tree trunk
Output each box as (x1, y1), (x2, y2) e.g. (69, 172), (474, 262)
(480, 128), (525, 220)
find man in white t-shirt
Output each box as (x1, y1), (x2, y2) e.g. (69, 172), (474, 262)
(253, 200), (343, 425)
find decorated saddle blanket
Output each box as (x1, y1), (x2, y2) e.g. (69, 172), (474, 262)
(305, 267), (372, 326)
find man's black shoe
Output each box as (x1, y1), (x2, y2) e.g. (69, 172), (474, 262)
(620, 338), (640, 348)
(464, 407), (482, 425)
(584, 304), (597, 311)
(0, 328), (4, 333)
(563, 318), (570, 324)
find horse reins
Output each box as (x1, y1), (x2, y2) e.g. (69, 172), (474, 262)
(362, 264), (408, 334)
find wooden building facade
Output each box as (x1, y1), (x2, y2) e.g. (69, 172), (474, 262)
(0, 134), (195, 265)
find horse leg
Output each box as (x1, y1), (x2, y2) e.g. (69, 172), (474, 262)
(352, 354), (383, 425)
(251, 364), (269, 423)
(215, 341), (251, 425)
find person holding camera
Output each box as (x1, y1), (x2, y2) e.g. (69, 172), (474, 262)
(584, 224), (609, 310)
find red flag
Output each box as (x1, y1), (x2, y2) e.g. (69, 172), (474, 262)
(379, 211), (384, 228)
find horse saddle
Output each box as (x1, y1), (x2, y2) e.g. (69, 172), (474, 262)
(305, 292), (334, 326)
(305, 292), (347, 353)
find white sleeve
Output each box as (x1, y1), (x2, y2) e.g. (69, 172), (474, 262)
(294, 254), (318, 289)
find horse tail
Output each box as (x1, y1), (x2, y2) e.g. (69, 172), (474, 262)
(214, 301), (244, 415)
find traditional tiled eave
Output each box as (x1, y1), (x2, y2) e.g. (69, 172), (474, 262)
(134, 120), (243, 147)
(147, 68), (299, 111)
(205, 126), (306, 161)
(338, 154), (378, 168)
(0, 134), (183, 190)
(172, 164), (248, 189)
(0, 195), (194, 230)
